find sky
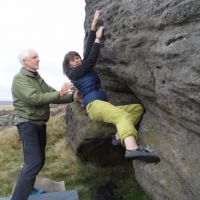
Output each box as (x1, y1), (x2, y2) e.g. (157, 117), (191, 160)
(0, 0), (85, 101)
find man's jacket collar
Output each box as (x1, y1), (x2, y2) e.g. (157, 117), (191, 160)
(20, 67), (39, 78)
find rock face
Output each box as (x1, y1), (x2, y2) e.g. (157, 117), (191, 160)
(66, 0), (200, 199)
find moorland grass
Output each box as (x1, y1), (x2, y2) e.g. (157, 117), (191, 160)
(0, 111), (149, 200)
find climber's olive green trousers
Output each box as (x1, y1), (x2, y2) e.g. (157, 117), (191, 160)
(86, 100), (144, 144)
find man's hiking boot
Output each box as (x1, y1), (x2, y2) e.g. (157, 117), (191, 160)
(125, 147), (160, 163)
(30, 188), (45, 195)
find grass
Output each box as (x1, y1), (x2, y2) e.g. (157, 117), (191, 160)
(0, 110), (149, 200)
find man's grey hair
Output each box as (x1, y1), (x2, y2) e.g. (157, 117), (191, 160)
(17, 48), (37, 66)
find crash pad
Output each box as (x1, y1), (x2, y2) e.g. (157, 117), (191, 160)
(0, 190), (79, 200)
(34, 177), (66, 192)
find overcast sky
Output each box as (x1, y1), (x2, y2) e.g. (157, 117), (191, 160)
(0, 0), (85, 101)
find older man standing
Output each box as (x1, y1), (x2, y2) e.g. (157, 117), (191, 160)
(11, 49), (77, 200)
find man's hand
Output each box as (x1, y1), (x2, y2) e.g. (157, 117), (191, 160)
(59, 82), (74, 97)
(91, 10), (101, 31)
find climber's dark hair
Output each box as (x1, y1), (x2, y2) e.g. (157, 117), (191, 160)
(62, 51), (81, 74)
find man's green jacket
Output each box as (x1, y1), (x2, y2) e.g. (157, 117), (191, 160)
(12, 67), (73, 122)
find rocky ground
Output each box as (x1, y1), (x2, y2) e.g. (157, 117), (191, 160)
(0, 107), (13, 128)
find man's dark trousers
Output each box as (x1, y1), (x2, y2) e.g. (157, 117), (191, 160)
(11, 122), (46, 200)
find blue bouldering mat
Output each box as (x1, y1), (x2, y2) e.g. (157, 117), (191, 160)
(0, 190), (79, 200)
